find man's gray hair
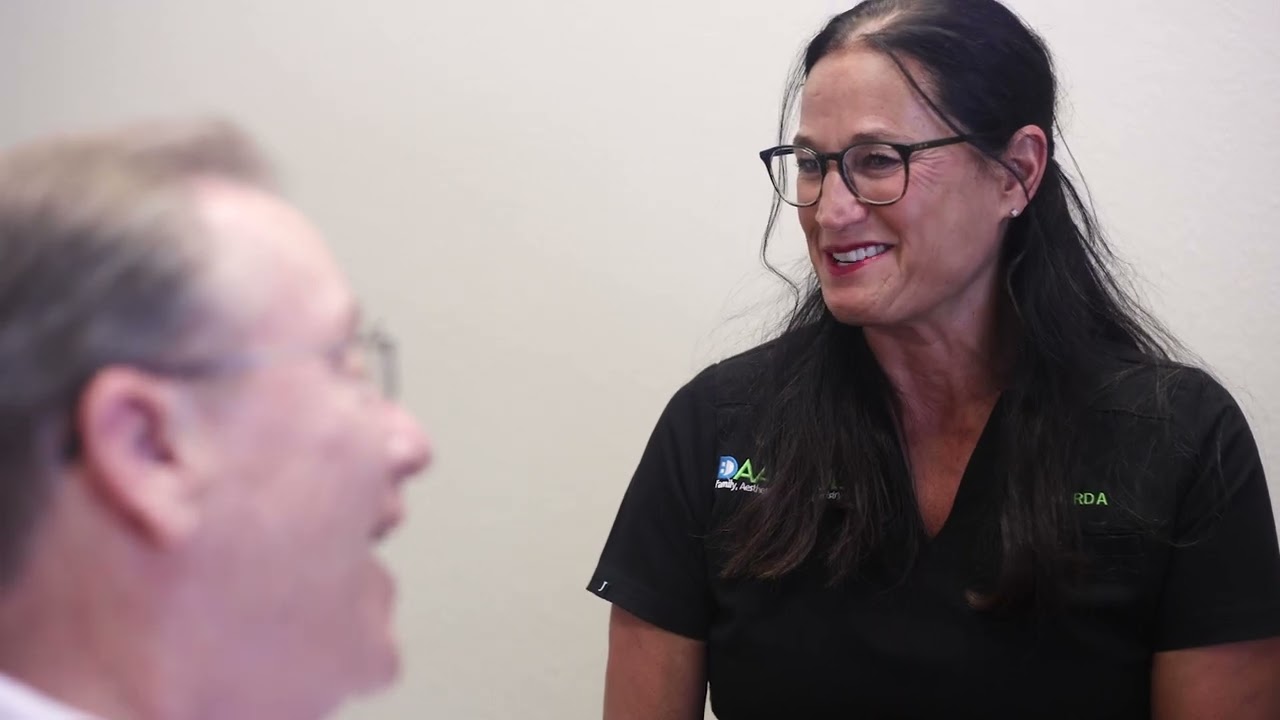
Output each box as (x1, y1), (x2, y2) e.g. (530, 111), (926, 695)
(0, 117), (275, 584)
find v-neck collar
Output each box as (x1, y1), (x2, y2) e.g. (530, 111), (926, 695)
(905, 392), (1007, 548)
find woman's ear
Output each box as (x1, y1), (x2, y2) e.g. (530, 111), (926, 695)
(1000, 124), (1049, 212)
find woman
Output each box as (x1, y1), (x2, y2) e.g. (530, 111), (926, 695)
(587, 0), (1280, 718)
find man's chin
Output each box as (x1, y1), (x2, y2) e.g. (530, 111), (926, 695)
(339, 623), (402, 702)
(355, 639), (402, 695)
(354, 561), (403, 693)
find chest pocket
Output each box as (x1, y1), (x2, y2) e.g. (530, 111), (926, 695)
(1071, 529), (1158, 619)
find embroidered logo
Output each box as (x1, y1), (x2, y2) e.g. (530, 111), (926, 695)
(717, 456), (739, 480)
(1073, 491), (1109, 506)
(714, 455), (768, 493)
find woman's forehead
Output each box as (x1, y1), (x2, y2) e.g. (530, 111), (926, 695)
(798, 48), (947, 145)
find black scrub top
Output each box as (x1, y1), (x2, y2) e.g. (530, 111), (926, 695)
(588, 342), (1280, 719)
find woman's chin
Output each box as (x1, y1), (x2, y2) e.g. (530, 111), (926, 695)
(821, 291), (879, 327)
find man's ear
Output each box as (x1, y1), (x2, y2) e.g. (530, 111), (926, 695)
(1000, 124), (1049, 213)
(74, 366), (207, 548)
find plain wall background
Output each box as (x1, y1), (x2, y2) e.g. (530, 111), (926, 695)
(2, 1), (1277, 717)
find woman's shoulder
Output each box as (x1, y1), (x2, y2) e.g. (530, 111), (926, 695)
(685, 329), (817, 409)
(1085, 349), (1248, 444)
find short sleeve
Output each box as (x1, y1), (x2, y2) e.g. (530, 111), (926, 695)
(586, 374), (717, 640)
(1154, 377), (1280, 650)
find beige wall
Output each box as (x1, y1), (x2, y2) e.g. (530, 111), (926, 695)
(1, 1), (1277, 718)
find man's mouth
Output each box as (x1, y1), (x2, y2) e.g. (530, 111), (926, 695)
(371, 500), (404, 543)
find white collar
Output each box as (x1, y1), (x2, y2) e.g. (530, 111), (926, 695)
(0, 673), (102, 720)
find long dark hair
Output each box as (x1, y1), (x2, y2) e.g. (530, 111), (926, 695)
(722, 0), (1180, 610)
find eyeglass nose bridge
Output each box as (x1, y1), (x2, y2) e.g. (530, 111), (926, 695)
(810, 149), (863, 206)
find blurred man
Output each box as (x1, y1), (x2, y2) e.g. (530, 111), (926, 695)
(0, 118), (431, 720)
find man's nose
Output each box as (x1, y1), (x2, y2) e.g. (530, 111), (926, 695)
(386, 402), (432, 482)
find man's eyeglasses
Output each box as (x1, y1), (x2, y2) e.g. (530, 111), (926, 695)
(759, 135), (975, 207)
(189, 322), (400, 399)
(323, 324), (399, 400)
(61, 323), (400, 460)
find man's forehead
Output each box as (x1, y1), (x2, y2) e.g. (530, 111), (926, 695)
(191, 179), (356, 340)
(191, 177), (308, 240)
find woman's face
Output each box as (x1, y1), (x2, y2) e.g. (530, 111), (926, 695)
(795, 47), (1017, 331)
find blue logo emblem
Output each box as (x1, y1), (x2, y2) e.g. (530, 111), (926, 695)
(717, 456), (739, 480)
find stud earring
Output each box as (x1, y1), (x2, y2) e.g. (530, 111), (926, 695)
(1011, 208), (1021, 217)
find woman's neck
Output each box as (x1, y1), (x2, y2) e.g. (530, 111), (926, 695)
(863, 303), (1008, 429)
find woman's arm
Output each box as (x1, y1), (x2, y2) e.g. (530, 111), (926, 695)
(1152, 637), (1280, 719)
(604, 606), (707, 720)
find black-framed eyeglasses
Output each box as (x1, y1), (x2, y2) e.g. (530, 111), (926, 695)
(759, 135), (975, 207)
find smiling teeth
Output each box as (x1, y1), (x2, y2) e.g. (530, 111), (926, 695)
(833, 244), (889, 263)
